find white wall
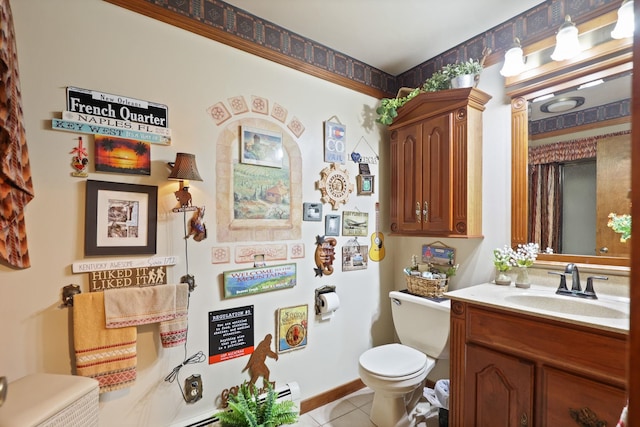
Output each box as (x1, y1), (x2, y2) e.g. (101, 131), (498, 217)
(2, 1), (396, 426)
(1, 0), (551, 425)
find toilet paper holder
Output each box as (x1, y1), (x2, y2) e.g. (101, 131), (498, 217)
(315, 285), (336, 315)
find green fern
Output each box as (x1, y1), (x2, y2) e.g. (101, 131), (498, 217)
(215, 382), (299, 427)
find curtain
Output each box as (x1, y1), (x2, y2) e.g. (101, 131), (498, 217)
(529, 163), (562, 253)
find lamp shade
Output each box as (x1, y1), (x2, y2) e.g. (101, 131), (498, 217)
(611, 0), (634, 39)
(551, 15), (581, 61)
(500, 38), (526, 77)
(168, 153), (203, 181)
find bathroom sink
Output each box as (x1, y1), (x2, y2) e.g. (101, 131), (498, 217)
(504, 294), (629, 319)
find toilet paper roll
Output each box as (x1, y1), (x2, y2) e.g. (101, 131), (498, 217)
(319, 292), (340, 314)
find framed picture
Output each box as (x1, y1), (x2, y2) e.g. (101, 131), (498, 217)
(324, 121), (346, 164)
(303, 202), (323, 221)
(356, 175), (374, 195)
(276, 304), (308, 353)
(94, 136), (151, 176)
(342, 210), (369, 236)
(84, 180), (157, 256)
(325, 214), (340, 236)
(422, 242), (456, 266)
(241, 125), (283, 168)
(342, 242), (369, 271)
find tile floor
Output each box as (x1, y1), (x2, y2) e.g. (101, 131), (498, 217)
(294, 387), (442, 427)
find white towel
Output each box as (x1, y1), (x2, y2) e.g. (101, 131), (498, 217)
(104, 284), (176, 328)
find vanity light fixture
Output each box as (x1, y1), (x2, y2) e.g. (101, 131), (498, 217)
(500, 38), (526, 77)
(611, 0), (634, 39)
(551, 15), (581, 61)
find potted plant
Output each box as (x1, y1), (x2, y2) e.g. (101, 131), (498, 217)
(445, 59), (484, 88)
(214, 382), (299, 427)
(492, 245), (515, 286)
(375, 57), (485, 125)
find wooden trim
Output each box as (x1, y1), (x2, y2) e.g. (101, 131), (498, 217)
(299, 379), (365, 414)
(103, 0), (390, 99)
(511, 97), (528, 247)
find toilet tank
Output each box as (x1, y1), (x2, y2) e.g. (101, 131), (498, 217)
(389, 290), (451, 359)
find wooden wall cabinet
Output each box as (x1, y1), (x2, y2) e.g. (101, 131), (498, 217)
(389, 88), (491, 237)
(450, 300), (627, 426)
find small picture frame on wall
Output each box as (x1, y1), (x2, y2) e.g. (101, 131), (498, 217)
(303, 202), (323, 221)
(84, 180), (158, 256)
(356, 175), (374, 195)
(240, 125), (283, 168)
(325, 214), (340, 236)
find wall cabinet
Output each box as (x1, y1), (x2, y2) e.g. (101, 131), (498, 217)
(389, 88), (491, 237)
(450, 300), (627, 426)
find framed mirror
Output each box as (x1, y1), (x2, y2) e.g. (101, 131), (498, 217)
(507, 12), (632, 267)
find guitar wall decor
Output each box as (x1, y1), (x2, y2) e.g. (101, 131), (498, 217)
(369, 202), (385, 261)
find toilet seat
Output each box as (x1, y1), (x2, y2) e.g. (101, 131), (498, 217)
(359, 343), (427, 378)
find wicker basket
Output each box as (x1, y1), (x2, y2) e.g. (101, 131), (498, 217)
(405, 275), (449, 298)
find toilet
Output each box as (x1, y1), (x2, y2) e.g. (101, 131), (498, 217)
(359, 290), (451, 427)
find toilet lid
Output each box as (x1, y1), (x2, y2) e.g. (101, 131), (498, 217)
(359, 343), (427, 377)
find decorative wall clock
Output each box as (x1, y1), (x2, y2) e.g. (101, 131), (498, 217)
(316, 163), (354, 210)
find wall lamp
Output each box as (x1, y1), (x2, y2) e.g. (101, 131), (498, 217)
(168, 152), (203, 212)
(168, 153), (203, 291)
(551, 15), (581, 61)
(500, 38), (526, 77)
(611, 0), (634, 39)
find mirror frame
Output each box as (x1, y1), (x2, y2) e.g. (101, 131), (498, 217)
(506, 11), (633, 267)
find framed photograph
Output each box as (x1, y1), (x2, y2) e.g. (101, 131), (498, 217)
(241, 125), (283, 168)
(303, 202), (323, 221)
(342, 243), (369, 271)
(85, 180), (157, 256)
(342, 210), (369, 236)
(325, 214), (341, 236)
(324, 121), (346, 164)
(276, 304), (308, 353)
(357, 175), (374, 195)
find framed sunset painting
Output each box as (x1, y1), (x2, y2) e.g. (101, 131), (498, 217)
(94, 135), (151, 175)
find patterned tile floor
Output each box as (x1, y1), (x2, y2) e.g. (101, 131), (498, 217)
(293, 387), (442, 427)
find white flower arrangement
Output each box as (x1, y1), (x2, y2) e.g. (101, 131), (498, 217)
(493, 245), (515, 272)
(513, 243), (540, 267)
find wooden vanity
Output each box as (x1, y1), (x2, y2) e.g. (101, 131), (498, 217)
(447, 285), (628, 426)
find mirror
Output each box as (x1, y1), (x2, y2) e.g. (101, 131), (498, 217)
(507, 14), (632, 267)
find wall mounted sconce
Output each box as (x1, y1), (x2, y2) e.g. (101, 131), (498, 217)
(551, 15), (581, 61)
(168, 152), (203, 292)
(168, 152), (203, 213)
(500, 38), (526, 77)
(611, 0), (634, 39)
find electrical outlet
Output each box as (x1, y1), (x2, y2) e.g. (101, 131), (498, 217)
(185, 374), (202, 403)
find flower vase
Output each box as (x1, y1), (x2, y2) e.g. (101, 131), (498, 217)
(515, 267), (531, 289)
(494, 268), (512, 286)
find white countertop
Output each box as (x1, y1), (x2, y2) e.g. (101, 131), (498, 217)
(445, 283), (629, 334)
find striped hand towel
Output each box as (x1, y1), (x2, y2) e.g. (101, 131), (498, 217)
(159, 283), (190, 348)
(73, 292), (136, 393)
(104, 284), (177, 328)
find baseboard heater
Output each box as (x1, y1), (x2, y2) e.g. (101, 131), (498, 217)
(171, 382), (301, 427)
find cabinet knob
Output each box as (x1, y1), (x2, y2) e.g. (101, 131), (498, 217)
(599, 247), (609, 254)
(415, 202), (421, 223)
(520, 413), (528, 426)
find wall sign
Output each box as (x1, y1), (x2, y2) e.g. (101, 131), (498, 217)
(88, 266), (167, 291)
(316, 163), (354, 209)
(223, 263), (297, 298)
(209, 305), (254, 364)
(324, 120), (346, 164)
(276, 305), (308, 353)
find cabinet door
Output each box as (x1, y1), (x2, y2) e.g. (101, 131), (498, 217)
(420, 113), (452, 233)
(465, 344), (534, 427)
(393, 123), (423, 232)
(540, 366), (626, 427)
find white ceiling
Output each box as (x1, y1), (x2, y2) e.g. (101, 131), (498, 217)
(224, 0), (547, 75)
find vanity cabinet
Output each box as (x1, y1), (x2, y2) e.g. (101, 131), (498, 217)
(450, 300), (627, 426)
(389, 88), (491, 237)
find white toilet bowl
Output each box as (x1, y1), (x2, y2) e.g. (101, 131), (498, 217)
(359, 343), (436, 427)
